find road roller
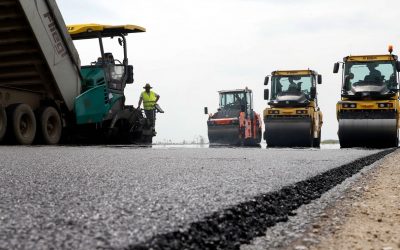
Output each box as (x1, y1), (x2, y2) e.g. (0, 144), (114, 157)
(204, 88), (262, 146)
(263, 70), (323, 147)
(334, 46), (400, 148)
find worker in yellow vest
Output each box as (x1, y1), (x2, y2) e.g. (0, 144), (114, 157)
(138, 83), (160, 129)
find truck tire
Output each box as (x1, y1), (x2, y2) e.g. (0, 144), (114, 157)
(39, 106), (62, 145)
(10, 104), (36, 145)
(0, 107), (6, 142)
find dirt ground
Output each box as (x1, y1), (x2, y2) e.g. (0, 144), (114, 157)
(293, 150), (400, 250)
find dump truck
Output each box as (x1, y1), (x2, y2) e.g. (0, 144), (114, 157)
(263, 70), (323, 147)
(333, 46), (400, 148)
(0, 0), (153, 145)
(204, 88), (262, 146)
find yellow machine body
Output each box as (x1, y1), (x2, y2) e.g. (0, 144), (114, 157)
(335, 53), (400, 148)
(263, 70), (323, 147)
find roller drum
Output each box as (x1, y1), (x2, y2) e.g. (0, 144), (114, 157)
(338, 118), (398, 148)
(265, 117), (313, 147)
(208, 124), (241, 145)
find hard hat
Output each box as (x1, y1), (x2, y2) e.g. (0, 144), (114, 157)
(143, 83), (152, 89)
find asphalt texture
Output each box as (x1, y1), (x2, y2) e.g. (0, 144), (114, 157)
(0, 146), (390, 249)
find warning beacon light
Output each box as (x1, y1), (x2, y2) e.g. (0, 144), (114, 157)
(388, 45), (393, 54)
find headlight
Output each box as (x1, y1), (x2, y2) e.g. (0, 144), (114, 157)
(268, 110), (280, 114)
(296, 110), (308, 114)
(378, 103), (393, 108)
(342, 103), (356, 108)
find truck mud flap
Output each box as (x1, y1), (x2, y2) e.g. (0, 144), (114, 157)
(338, 118), (398, 148)
(265, 117), (312, 147)
(208, 124), (240, 145)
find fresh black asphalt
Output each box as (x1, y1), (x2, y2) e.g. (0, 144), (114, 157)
(0, 146), (389, 249)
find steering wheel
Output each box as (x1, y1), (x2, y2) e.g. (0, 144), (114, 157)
(224, 103), (235, 109)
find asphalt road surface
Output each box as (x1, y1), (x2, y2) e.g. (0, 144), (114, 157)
(0, 146), (388, 249)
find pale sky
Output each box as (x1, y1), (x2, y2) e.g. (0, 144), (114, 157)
(58, 0), (400, 143)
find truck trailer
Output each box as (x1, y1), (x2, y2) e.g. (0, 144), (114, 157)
(0, 0), (153, 145)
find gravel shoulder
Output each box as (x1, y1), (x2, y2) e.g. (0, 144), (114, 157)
(296, 149), (400, 250)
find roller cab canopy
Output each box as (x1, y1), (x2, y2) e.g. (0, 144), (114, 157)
(67, 24), (146, 40)
(272, 70), (317, 76)
(344, 54), (398, 62)
(218, 88), (252, 94)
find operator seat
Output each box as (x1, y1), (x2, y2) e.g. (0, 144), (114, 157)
(104, 53), (115, 64)
(288, 83), (299, 92)
(95, 52), (115, 65)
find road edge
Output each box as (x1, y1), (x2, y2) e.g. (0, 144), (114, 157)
(128, 149), (395, 250)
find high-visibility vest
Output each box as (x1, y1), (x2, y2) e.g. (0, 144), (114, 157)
(141, 91), (157, 110)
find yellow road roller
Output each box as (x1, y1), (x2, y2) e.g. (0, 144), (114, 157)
(263, 70), (323, 147)
(334, 46), (400, 148)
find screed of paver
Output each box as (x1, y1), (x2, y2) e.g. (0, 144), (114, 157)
(310, 150), (400, 250)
